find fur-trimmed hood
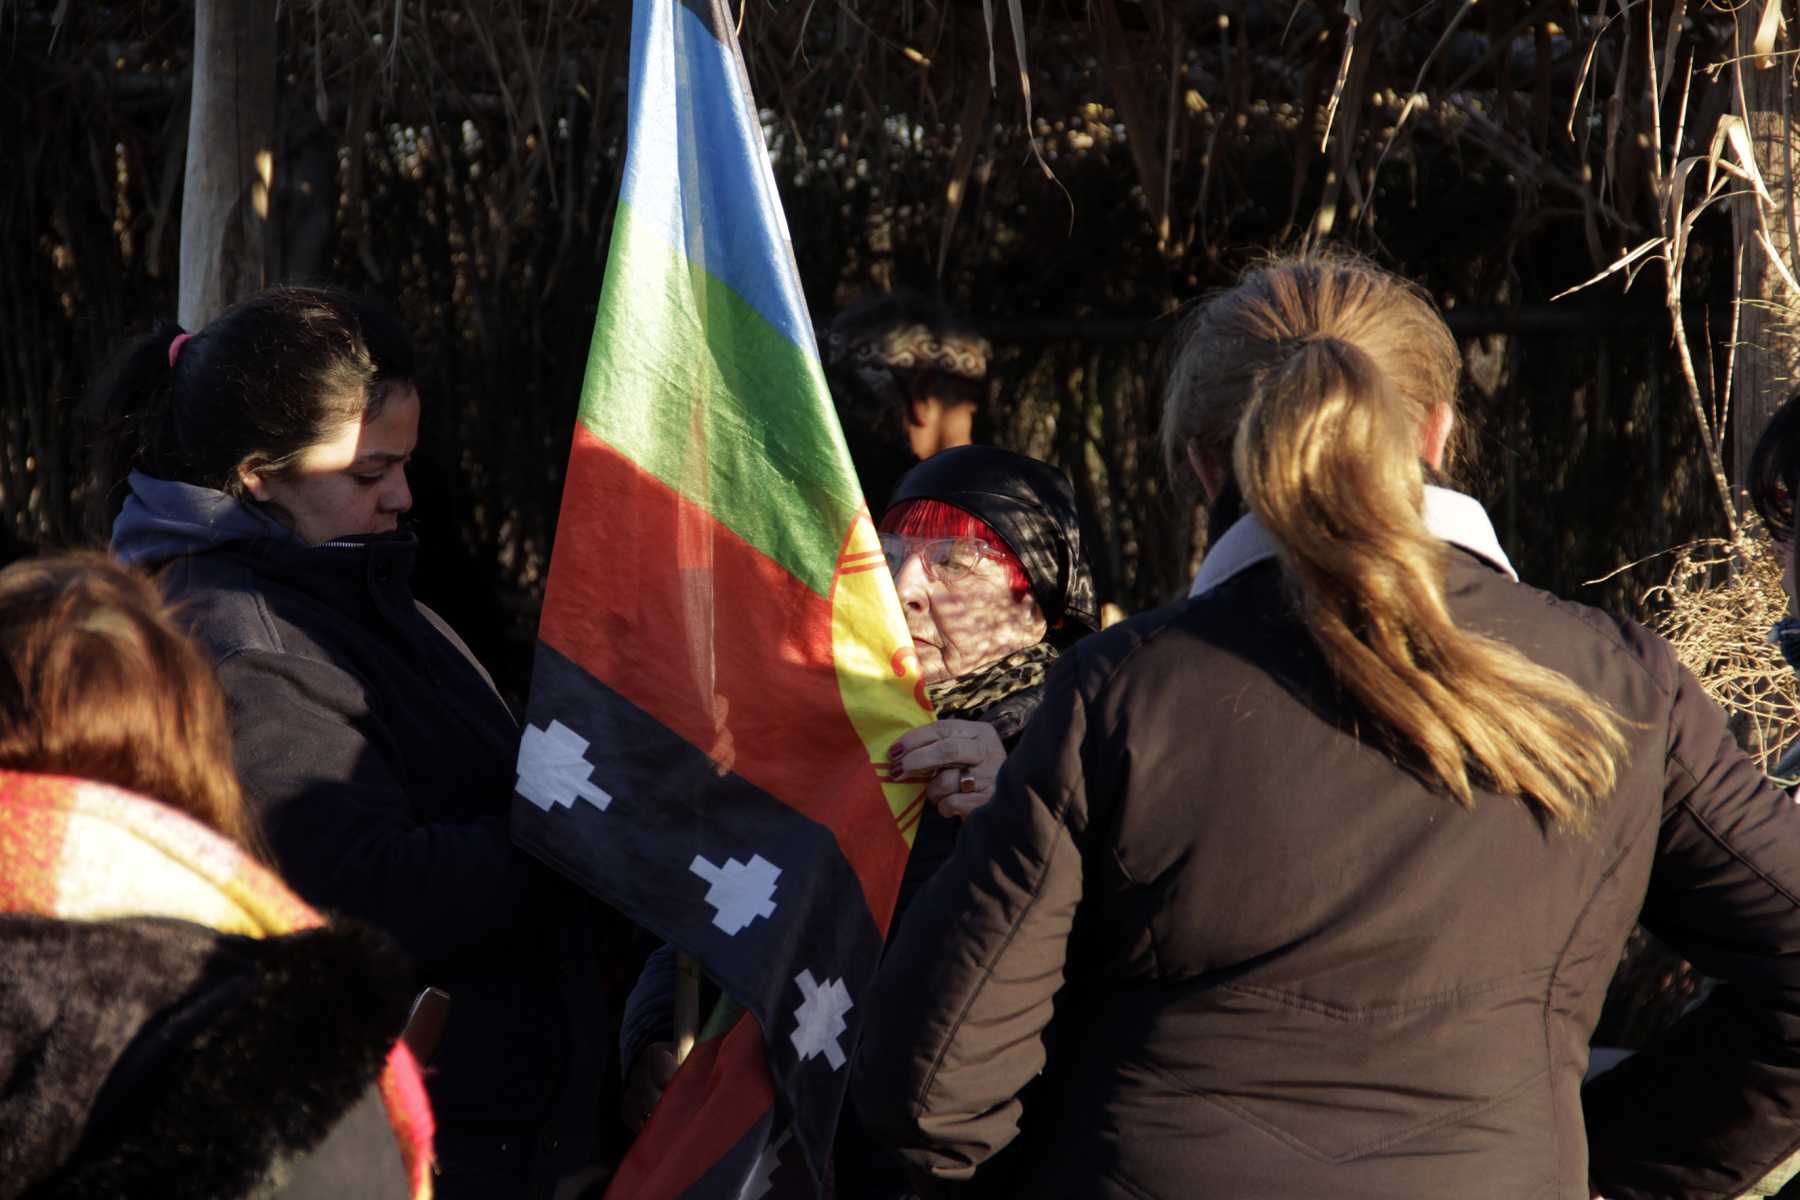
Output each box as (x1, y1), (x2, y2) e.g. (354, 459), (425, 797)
(0, 913), (417, 1199)
(0, 770), (434, 1199)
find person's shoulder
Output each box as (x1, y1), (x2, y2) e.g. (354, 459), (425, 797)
(1449, 553), (1682, 700)
(1068, 563), (1289, 665)
(1053, 597), (1212, 695)
(155, 548), (289, 660)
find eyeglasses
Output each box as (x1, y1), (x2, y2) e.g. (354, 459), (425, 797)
(878, 533), (1009, 583)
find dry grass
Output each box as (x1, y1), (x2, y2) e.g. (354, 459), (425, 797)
(1595, 525), (1797, 1048)
(1640, 524), (1800, 774)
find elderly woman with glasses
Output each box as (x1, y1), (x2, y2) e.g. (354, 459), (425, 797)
(837, 445), (1100, 1196)
(877, 445), (1099, 866)
(619, 446), (1097, 1193)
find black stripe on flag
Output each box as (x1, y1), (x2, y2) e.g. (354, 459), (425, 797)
(513, 640), (887, 1185)
(690, 1109), (817, 1198)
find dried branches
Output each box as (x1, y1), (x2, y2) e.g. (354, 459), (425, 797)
(1546, 0), (1800, 542)
(1640, 528), (1800, 771)
(3, 0), (1788, 627)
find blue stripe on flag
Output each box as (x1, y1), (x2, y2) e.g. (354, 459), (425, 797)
(674, 0), (728, 40)
(622, 0), (819, 359)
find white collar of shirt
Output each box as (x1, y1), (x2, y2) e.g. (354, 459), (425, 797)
(1188, 485), (1518, 599)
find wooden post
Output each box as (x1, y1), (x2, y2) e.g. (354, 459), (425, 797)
(1730, 6), (1800, 507)
(179, 0), (275, 328)
(673, 951), (701, 1064)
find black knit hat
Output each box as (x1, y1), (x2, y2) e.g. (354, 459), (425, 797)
(884, 446), (1099, 646)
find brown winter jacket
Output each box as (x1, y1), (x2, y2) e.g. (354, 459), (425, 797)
(852, 544), (1800, 1200)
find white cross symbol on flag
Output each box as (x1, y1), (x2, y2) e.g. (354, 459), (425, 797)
(789, 969), (853, 1070)
(741, 1126), (793, 1200)
(516, 720), (613, 812)
(690, 854), (781, 935)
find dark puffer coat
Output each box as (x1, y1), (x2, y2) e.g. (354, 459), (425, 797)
(115, 485), (612, 1196)
(854, 547), (1800, 1200)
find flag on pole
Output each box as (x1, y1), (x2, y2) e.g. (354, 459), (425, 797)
(510, 0), (933, 1193)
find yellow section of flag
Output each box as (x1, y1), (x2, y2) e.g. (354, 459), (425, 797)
(830, 512), (935, 848)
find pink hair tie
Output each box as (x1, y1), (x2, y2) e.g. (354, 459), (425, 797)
(167, 332), (192, 369)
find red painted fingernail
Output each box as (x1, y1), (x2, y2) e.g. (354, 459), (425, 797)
(888, 742), (903, 759)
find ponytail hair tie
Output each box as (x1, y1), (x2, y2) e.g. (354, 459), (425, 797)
(167, 332), (192, 369)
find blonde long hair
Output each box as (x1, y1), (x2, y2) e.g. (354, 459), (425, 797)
(1162, 256), (1627, 830)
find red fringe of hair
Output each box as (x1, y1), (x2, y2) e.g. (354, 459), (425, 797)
(878, 499), (1031, 598)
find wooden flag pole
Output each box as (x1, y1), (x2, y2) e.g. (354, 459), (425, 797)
(673, 951), (701, 1065)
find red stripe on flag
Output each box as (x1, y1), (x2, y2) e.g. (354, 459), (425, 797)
(539, 428), (909, 929)
(605, 1012), (773, 1199)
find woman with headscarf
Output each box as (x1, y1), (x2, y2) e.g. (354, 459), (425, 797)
(853, 255), (1800, 1199)
(620, 447), (1097, 1190)
(877, 444), (1098, 900)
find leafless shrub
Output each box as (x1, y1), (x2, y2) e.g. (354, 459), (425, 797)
(1638, 524), (1799, 772)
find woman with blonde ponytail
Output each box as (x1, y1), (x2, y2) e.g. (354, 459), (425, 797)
(1187, 268), (1628, 830)
(855, 255), (1800, 1199)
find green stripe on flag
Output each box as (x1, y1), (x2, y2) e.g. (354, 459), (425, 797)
(578, 201), (859, 598)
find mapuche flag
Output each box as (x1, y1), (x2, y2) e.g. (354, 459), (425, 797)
(510, 0), (933, 1194)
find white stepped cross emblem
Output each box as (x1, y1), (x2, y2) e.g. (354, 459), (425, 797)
(516, 720), (613, 811)
(789, 970), (853, 1070)
(690, 854), (781, 935)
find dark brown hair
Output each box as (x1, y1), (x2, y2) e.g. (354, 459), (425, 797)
(1749, 392), (1800, 544)
(0, 552), (260, 851)
(84, 285), (416, 541)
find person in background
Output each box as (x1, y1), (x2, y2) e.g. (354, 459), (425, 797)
(854, 254), (1800, 1199)
(0, 553), (433, 1199)
(824, 290), (992, 512)
(1750, 391), (1800, 780)
(87, 287), (613, 1199)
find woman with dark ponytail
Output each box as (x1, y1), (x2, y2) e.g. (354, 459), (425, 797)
(88, 287), (614, 1200)
(853, 256), (1800, 1199)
